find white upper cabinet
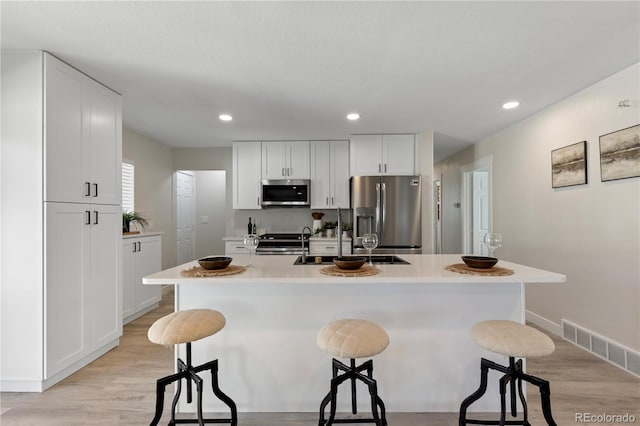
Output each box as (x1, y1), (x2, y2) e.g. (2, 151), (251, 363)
(261, 141), (310, 179)
(350, 134), (415, 176)
(44, 53), (122, 205)
(310, 140), (350, 209)
(233, 141), (262, 209)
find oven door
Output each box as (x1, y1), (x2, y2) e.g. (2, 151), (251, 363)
(261, 180), (310, 207)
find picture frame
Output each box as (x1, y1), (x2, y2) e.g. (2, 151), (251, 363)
(599, 124), (640, 182)
(551, 141), (587, 188)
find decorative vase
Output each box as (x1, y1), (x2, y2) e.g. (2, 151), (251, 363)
(326, 228), (335, 238)
(313, 219), (323, 234)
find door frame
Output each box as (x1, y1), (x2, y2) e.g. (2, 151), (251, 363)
(460, 156), (493, 254)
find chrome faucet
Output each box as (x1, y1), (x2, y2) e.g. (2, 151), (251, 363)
(336, 208), (343, 258)
(301, 226), (312, 264)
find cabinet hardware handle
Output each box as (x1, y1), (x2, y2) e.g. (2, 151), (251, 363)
(93, 183), (98, 197)
(282, 168), (285, 176)
(326, 197), (329, 205)
(93, 211), (98, 224)
(331, 196), (334, 205)
(85, 182), (91, 197)
(378, 163), (381, 173)
(133, 242), (137, 253)
(137, 241), (141, 251)
(384, 163), (387, 173)
(85, 210), (91, 225)
(288, 167), (291, 176)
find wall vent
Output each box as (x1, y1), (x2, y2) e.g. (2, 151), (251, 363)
(561, 319), (640, 379)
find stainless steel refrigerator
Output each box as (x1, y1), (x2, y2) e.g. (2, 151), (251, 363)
(351, 175), (422, 254)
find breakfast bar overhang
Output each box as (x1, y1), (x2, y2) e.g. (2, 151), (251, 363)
(143, 254), (565, 414)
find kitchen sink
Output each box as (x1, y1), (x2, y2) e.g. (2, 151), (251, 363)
(293, 255), (410, 265)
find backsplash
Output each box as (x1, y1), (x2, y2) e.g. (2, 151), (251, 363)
(232, 208), (349, 236)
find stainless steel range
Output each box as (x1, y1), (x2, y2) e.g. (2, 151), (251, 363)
(256, 232), (310, 255)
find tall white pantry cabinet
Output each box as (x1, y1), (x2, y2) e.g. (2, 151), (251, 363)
(1, 51), (123, 391)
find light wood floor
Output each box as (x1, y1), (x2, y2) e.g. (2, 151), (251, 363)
(1, 286), (638, 425)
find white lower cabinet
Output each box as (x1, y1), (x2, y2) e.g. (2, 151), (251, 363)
(225, 239), (248, 255)
(309, 238), (352, 256)
(123, 235), (162, 324)
(45, 202), (122, 379)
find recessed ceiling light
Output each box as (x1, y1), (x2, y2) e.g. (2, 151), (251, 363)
(219, 114), (233, 121)
(347, 113), (360, 121)
(502, 101), (520, 110)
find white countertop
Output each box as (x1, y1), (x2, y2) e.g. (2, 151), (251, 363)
(122, 231), (163, 239)
(143, 254), (566, 285)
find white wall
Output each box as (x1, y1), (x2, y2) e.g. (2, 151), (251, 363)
(122, 128), (175, 269)
(435, 64), (640, 350)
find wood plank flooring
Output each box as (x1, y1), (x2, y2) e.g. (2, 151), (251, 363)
(1, 286), (638, 425)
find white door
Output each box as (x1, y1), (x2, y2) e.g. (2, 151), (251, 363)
(472, 171), (489, 255)
(461, 156), (493, 255)
(176, 171), (195, 264)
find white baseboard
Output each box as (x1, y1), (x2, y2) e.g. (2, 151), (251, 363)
(525, 309), (561, 336)
(0, 339), (119, 393)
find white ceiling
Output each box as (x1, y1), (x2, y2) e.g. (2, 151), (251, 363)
(2, 1), (639, 161)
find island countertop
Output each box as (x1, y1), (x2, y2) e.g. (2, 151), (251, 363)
(142, 253), (566, 286)
(143, 254), (565, 414)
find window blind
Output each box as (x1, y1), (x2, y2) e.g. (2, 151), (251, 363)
(122, 161), (134, 212)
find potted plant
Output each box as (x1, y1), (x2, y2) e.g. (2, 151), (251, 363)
(323, 221), (338, 238)
(122, 211), (149, 233)
(341, 222), (353, 238)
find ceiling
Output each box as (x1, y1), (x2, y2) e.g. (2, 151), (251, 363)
(2, 1), (639, 162)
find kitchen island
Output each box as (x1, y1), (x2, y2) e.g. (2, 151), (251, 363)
(143, 254), (565, 414)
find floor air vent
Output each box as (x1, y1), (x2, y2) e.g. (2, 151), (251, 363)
(561, 319), (640, 378)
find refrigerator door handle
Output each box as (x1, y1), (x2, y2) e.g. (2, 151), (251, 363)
(375, 182), (381, 234)
(381, 182), (386, 237)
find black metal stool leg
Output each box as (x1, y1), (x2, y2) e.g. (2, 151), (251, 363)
(459, 357), (556, 426)
(459, 358), (491, 425)
(318, 358), (386, 426)
(170, 375), (183, 424)
(350, 359), (358, 414)
(150, 379), (167, 426)
(521, 371), (557, 426)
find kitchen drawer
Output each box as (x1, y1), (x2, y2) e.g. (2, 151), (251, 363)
(225, 240), (248, 255)
(309, 240), (352, 256)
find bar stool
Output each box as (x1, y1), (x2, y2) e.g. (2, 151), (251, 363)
(317, 318), (389, 426)
(148, 309), (237, 426)
(459, 320), (557, 426)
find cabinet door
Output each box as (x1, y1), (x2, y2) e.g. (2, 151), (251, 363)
(45, 203), (90, 378)
(134, 236), (162, 312)
(382, 134), (415, 175)
(330, 140), (350, 208)
(261, 141), (287, 179)
(233, 142), (262, 209)
(122, 240), (136, 320)
(287, 141), (310, 179)
(350, 135), (383, 176)
(44, 54), (85, 203)
(90, 205), (122, 350)
(310, 141), (331, 208)
(86, 82), (122, 205)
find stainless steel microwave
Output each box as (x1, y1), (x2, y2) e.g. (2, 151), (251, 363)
(261, 179), (310, 207)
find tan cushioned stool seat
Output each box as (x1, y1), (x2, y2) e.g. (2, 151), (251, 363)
(317, 319), (389, 359)
(471, 320), (555, 358)
(148, 309), (226, 345)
